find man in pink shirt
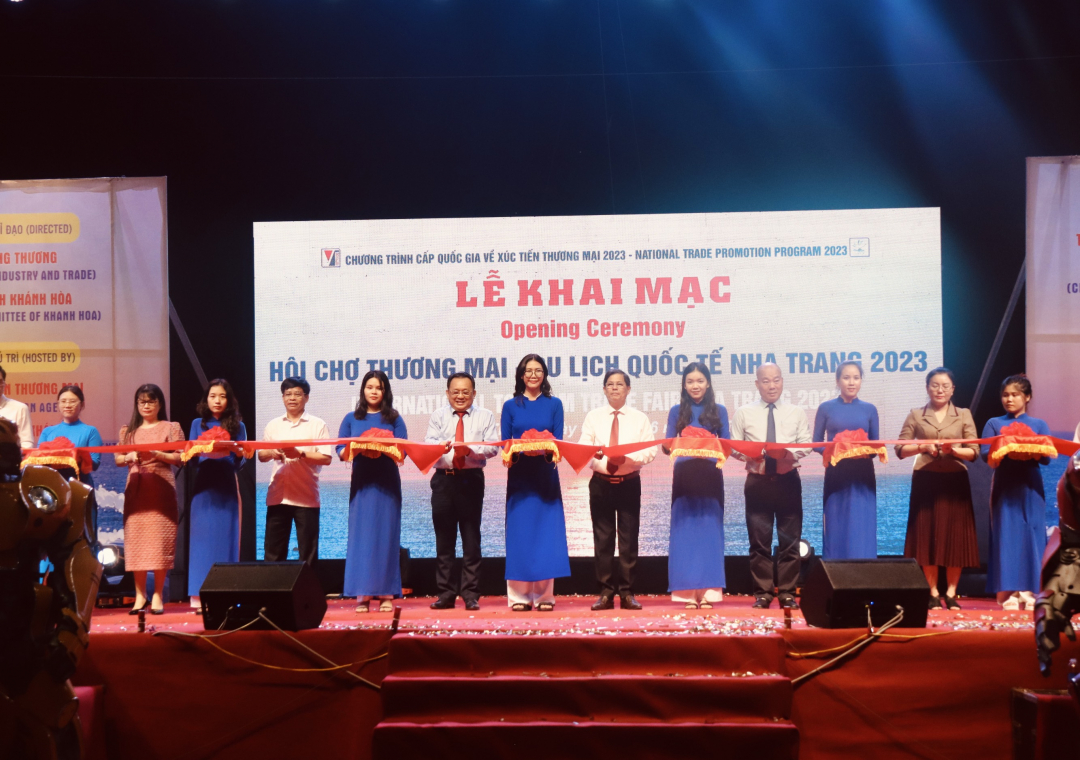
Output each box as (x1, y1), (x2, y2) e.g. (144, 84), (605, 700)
(259, 377), (333, 565)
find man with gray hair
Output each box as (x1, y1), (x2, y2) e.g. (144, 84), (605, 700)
(730, 363), (811, 610)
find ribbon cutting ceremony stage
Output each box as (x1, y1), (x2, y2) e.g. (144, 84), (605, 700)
(74, 596), (1080, 760)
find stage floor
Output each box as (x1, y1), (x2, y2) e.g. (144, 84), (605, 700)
(90, 593), (1034, 636)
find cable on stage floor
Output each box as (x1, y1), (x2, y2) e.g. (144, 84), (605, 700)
(790, 607), (909, 687)
(152, 609), (388, 690)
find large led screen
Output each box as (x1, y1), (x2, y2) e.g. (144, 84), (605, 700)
(254, 209), (942, 559)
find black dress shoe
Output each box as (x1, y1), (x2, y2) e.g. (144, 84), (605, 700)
(150, 607), (164, 615)
(778, 596), (799, 610)
(752, 595), (773, 609)
(129, 602), (149, 615)
(464, 599), (480, 611)
(591, 594), (615, 611)
(619, 593), (642, 611)
(429, 597), (456, 610)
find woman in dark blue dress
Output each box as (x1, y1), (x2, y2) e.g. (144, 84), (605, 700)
(664, 362), (728, 609)
(501, 354), (569, 611)
(188, 379), (247, 607)
(980, 374), (1050, 610)
(813, 360), (879, 559)
(337, 370), (407, 613)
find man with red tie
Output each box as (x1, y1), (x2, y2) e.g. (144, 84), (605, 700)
(424, 372), (501, 610)
(579, 369), (657, 611)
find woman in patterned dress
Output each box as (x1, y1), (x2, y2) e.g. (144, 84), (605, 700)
(115, 384), (184, 614)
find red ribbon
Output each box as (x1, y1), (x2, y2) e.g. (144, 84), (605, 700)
(54, 434), (1080, 475)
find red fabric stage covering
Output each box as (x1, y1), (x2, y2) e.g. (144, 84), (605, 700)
(74, 596), (1080, 760)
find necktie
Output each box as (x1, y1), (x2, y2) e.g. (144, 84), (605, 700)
(765, 403), (777, 475)
(452, 410), (467, 469)
(607, 410), (620, 474)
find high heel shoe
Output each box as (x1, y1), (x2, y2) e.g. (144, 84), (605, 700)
(927, 595), (941, 610)
(129, 601), (149, 615)
(943, 595), (961, 610)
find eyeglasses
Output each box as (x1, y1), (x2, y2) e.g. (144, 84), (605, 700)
(449, 391), (473, 398)
(928, 384), (953, 391)
(523, 369), (545, 377)
(604, 383), (627, 389)
(137, 399), (158, 407)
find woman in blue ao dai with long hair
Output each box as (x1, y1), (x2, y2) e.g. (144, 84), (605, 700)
(337, 370), (407, 614)
(188, 379), (247, 607)
(813, 360), (879, 559)
(501, 354), (569, 611)
(980, 374), (1051, 610)
(664, 362), (728, 609)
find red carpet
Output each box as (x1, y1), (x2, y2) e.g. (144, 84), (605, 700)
(74, 596), (1080, 759)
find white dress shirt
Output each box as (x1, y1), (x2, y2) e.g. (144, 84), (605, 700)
(424, 403), (501, 469)
(263, 413), (333, 508)
(0, 396), (34, 449)
(578, 404), (657, 476)
(730, 400), (812, 475)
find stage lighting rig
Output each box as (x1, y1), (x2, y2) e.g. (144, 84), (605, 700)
(96, 543), (124, 575)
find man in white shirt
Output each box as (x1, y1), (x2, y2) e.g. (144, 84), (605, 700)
(424, 372), (501, 611)
(258, 377), (334, 565)
(730, 363), (811, 610)
(579, 369), (657, 611)
(0, 365), (34, 449)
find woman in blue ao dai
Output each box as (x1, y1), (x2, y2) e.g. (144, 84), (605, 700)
(813, 361), (879, 559)
(664, 362), (728, 609)
(501, 354), (569, 611)
(337, 370), (407, 614)
(979, 375), (1050, 610)
(188, 379), (247, 607)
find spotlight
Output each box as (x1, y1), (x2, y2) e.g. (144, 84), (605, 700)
(798, 540), (815, 560)
(97, 544), (124, 574)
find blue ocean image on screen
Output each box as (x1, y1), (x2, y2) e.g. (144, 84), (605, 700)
(252, 456), (1070, 561)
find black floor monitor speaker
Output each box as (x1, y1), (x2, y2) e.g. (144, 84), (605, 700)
(801, 558), (930, 629)
(200, 561), (327, 631)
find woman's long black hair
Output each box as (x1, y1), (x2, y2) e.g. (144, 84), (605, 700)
(353, 370), (400, 423)
(675, 362), (723, 435)
(196, 378), (242, 438)
(124, 383), (168, 443)
(512, 354), (552, 404)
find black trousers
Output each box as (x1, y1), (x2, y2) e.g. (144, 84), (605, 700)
(430, 468), (484, 602)
(589, 474), (641, 596)
(744, 470), (802, 597)
(264, 504), (320, 565)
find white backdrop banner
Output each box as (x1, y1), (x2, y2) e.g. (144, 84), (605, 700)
(255, 208), (942, 558)
(1027, 156), (1080, 435)
(0, 177), (169, 542)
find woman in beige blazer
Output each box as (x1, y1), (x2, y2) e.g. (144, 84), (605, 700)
(895, 367), (979, 610)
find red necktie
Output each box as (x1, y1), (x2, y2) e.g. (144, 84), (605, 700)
(452, 410), (467, 469)
(607, 410), (620, 474)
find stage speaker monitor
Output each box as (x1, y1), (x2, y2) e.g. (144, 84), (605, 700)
(200, 561), (327, 631)
(801, 558), (930, 629)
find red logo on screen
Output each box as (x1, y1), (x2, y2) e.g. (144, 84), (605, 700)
(321, 248), (340, 268)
